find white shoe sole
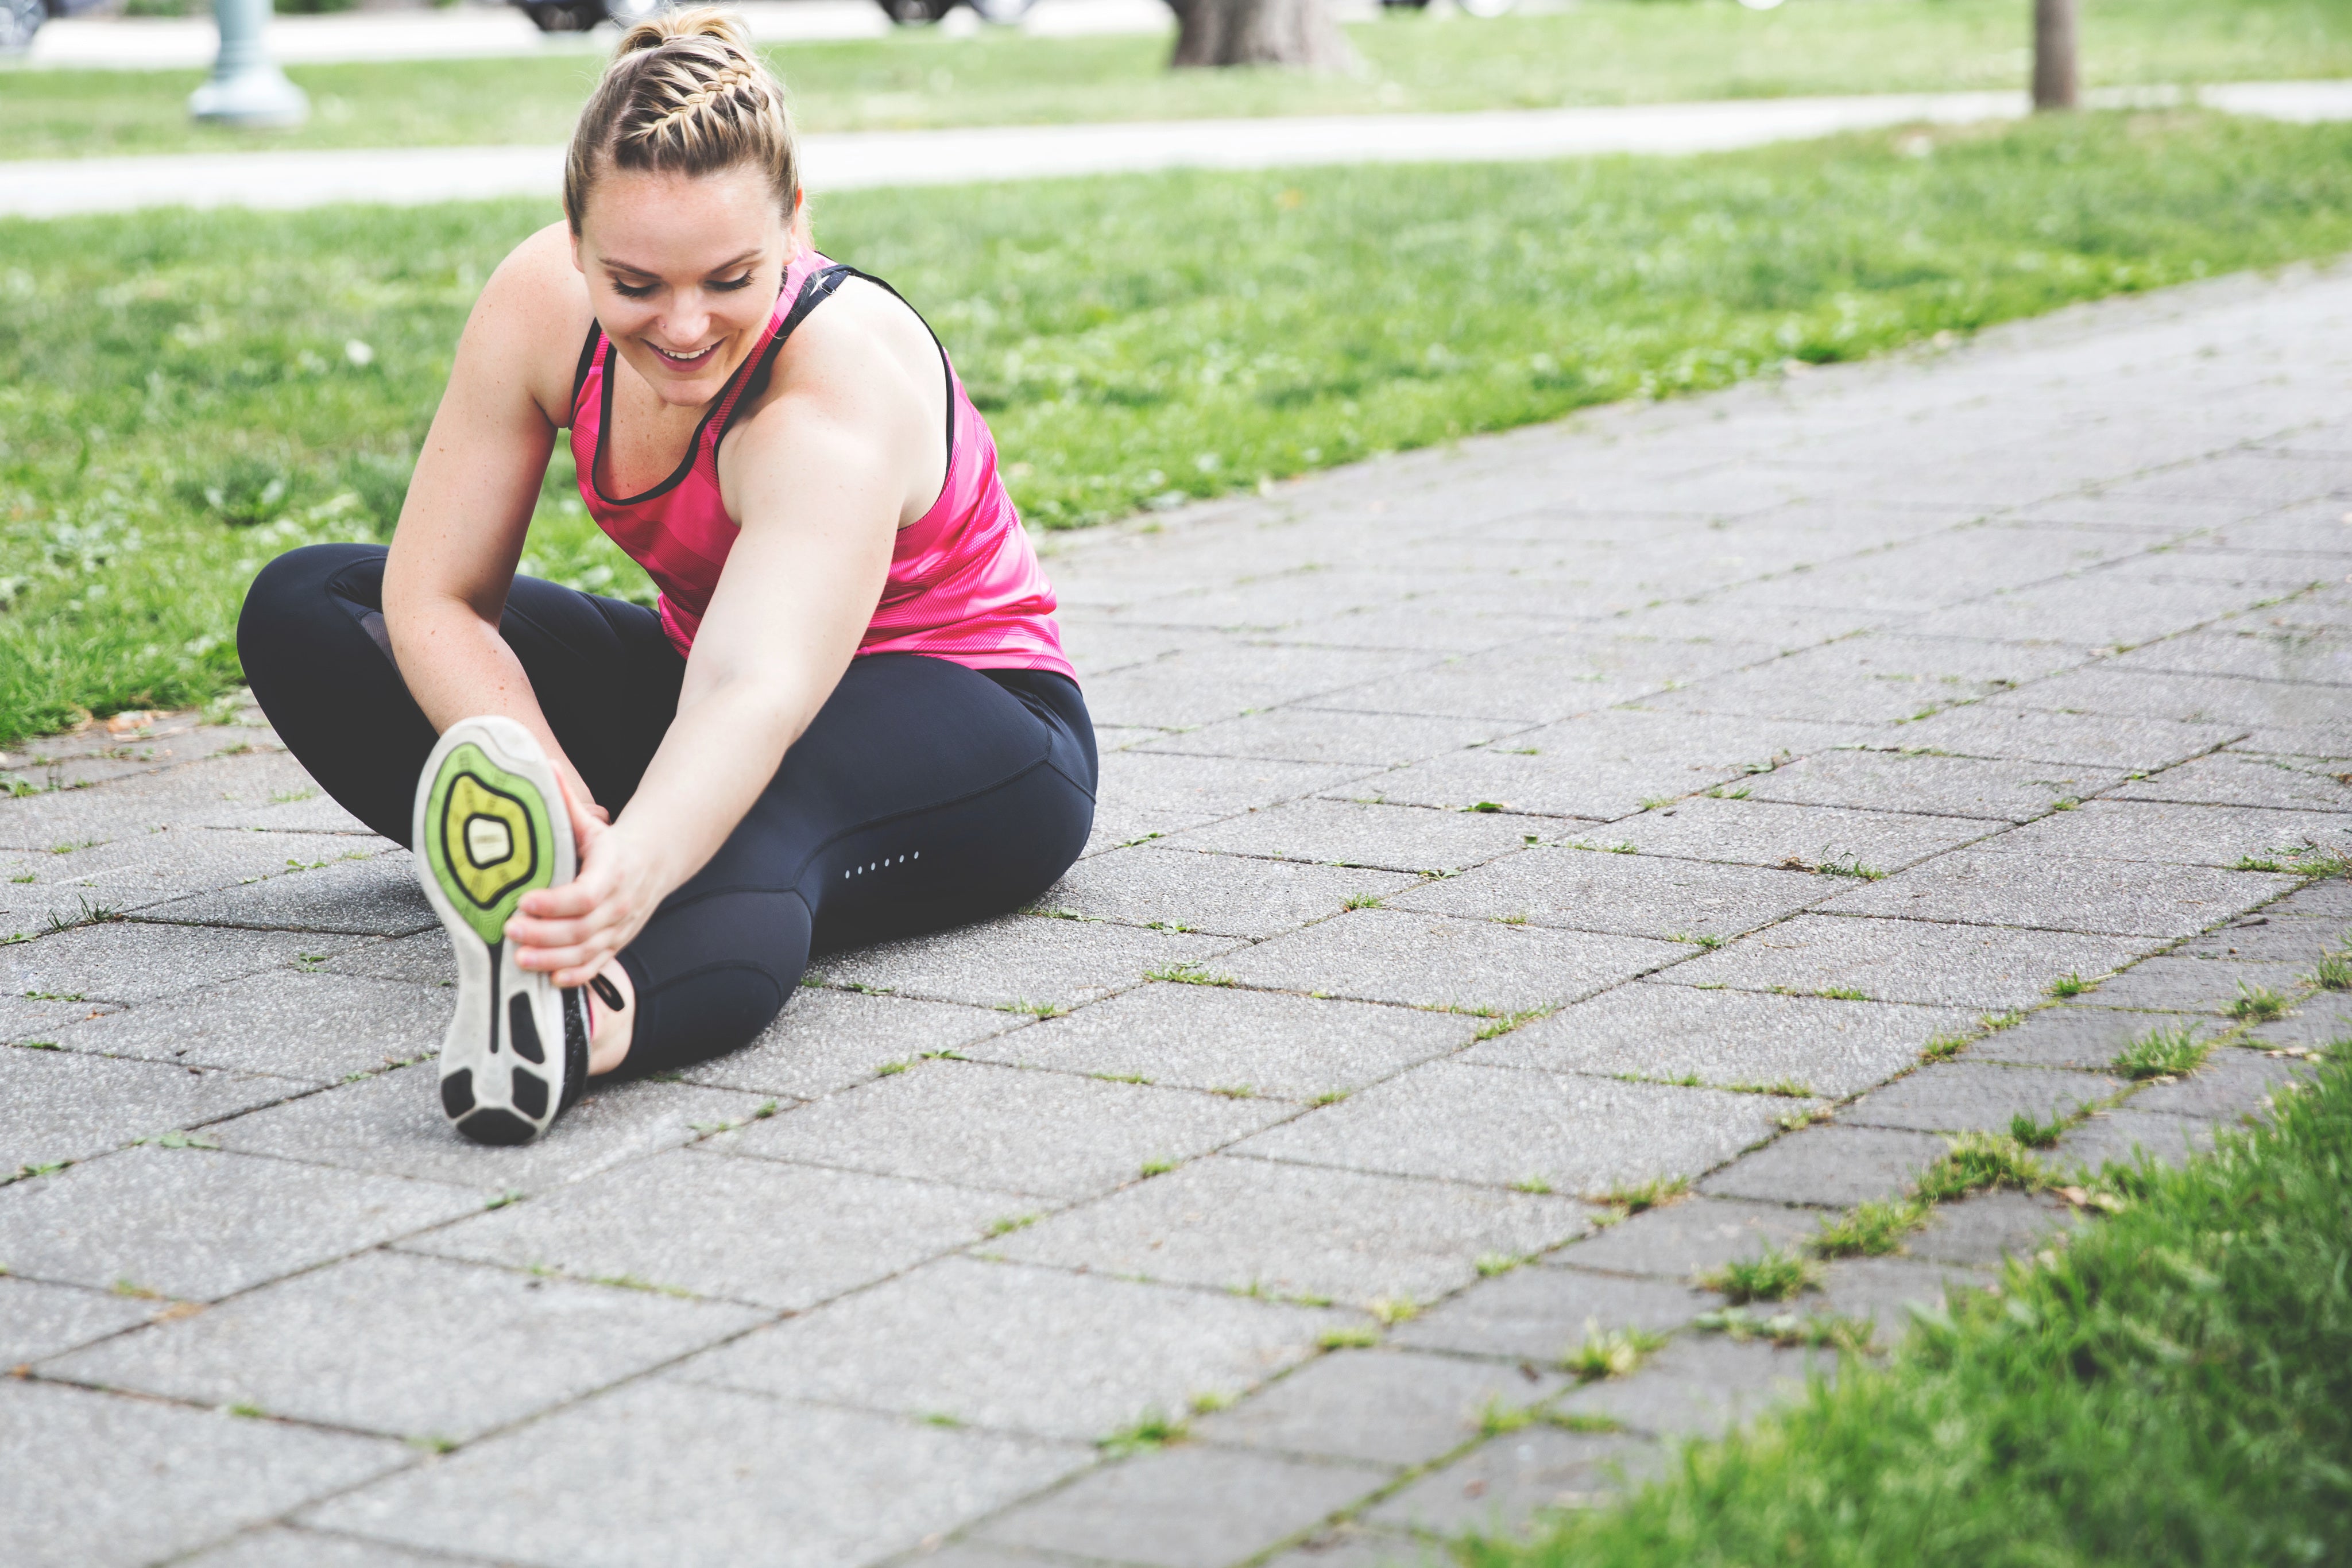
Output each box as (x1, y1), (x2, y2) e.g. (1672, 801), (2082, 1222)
(412, 717), (585, 1144)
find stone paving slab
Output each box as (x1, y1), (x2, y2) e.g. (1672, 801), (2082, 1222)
(1363, 1424), (1665, 1538)
(1552, 1337), (1831, 1441)
(1, 1047), (314, 1176)
(813, 913), (1231, 1011)
(1193, 1347), (1568, 1468)
(968, 982), (1473, 1103)
(178, 1528), (479, 1567)
(407, 1148), (1012, 1311)
(1471, 984), (1972, 1099)
(1664, 914), (2146, 1009)
(680, 1256), (1340, 1442)
(1738, 749), (2129, 823)
(1391, 1264), (1719, 1360)
(0, 1146), (478, 1301)
(1037, 845), (1420, 940)
(12, 267), (2352, 1561)
(1821, 851), (2297, 938)
(34, 970), (448, 1079)
(0, 1274), (157, 1367)
(44, 1249), (763, 1443)
(972, 1443), (1386, 1568)
(0, 1379), (408, 1568)
(717, 1058), (1285, 1200)
(1217, 908), (1685, 1013)
(210, 1065), (772, 1194)
(305, 1383), (1088, 1568)
(1165, 797), (1537, 874)
(0, 922), (366, 1009)
(1601, 796), (1994, 875)
(1235, 1060), (1792, 1197)
(1871, 706), (2243, 771)
(994, 1155), (1593, 1307)
(1385, 846), (1824, 942)
(1976, 799), (2352, 868)
(1841, 1061), (2125, 1135)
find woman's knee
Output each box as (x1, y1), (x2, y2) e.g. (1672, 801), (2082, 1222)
(622, 887), (811, 1074)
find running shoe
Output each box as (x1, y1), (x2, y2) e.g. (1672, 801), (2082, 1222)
(413, 717), (589, 1144)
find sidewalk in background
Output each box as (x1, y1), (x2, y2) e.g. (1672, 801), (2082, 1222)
(7, 81), (2352, 219)
(17, 0), (1198, 69)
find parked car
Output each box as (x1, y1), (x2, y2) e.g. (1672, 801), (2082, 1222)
(514, 0), (668, 34)
(1, 0), (109, 56)
(876, 0), (1034, 25)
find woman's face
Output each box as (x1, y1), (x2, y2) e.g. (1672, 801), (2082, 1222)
(572, 164), (795, 409)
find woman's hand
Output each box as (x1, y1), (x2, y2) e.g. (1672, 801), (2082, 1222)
(505, 772), (660, 988)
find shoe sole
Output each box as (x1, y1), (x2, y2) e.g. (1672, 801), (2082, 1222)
(412, 718), (584, 1144)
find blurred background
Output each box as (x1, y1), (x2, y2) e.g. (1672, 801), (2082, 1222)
(4, 0), (2351, 750)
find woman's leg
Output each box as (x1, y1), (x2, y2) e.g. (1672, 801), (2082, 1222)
(613, 653), (1098, 1077)
(236, 543), (685, 840)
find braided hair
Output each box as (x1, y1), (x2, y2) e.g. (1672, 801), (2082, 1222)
(563, 8), (799, 232)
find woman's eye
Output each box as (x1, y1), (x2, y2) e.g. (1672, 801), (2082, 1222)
(709, 274), (755, 292)
(612, 279), (656, 299)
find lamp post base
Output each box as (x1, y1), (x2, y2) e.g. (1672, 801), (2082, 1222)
(189, 65), (311, 127)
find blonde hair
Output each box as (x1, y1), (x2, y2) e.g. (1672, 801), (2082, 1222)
(563, 8), (799, 233)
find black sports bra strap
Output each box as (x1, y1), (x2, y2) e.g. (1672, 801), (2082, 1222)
(717, 263), (857, 439)
(570, 317), (603, 408)
(721, 263), (957, 467)
(835, 266), (957, 462)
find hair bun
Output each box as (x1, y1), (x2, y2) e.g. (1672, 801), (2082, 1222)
(614, 5), (749, 59)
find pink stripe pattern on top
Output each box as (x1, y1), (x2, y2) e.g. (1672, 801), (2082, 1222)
(566, 248), (1074, 682)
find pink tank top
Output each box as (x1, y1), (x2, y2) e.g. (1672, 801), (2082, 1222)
(566, 249), (1073, 682)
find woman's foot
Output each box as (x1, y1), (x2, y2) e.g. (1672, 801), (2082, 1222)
(584, 961), (636, 1076)
(412, 717), (589, 1144)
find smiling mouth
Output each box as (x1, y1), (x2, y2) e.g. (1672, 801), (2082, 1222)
(648, 341), (719, 370)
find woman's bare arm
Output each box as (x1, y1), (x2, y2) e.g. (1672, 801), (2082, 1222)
(381, 224), (605, 814)
(501, 296), (920, 985)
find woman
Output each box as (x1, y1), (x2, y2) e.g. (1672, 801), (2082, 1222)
(237, 10), (1094, 1144)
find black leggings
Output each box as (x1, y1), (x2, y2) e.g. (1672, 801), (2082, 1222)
(237, 544), (1097, 1076)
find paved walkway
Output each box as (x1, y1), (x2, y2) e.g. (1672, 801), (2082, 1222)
(9, 81), (2351, 219)
(20, 0), (1187, 70)
(5, 266), (2352, 1566)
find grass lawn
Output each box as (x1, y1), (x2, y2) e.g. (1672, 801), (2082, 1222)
(4, 0), (2352, 158)
(1466, 1044), (2352, 1568)
(7, 109), (2352, 744)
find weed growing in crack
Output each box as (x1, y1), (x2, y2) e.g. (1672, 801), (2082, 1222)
(1696, 1307), (1875, 1351)
(1343, 891), (1384, 910)
(1701, 1246), (1822, 1304)
(1728, 1079), (1817, 1099)
(1146, 962), (1236, 988)
(1816, 855), (1887, 881)
(2008, 1110), (2068, 1149)
(1920, 1032), (1971, 1063)
(2114, 1024), (2210, 1081)
(1098, 1410), (1188, 1456)
(2313, 953), (2352, 992)
(1561, 1326), (1669, 1382)
(1915, 1131), (2052, 1203)
(2231, 983), (2291, 1023)
(1320, 1323), (1381, 1350)
(2049, 971), (2088, 998)
(1601, 1175), (1689, 1214)
(985, 1214), (1040, 1238)
(1811, 1198), (1926, 1258)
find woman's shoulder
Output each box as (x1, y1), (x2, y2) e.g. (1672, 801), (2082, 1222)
(461, 221), (599, 423)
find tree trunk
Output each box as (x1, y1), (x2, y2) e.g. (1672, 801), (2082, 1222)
(1171, 0), (1357, 72)
(2033, 0), (2078, 111)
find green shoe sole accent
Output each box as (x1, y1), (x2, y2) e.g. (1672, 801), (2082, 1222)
(422, 742), (558, 947)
